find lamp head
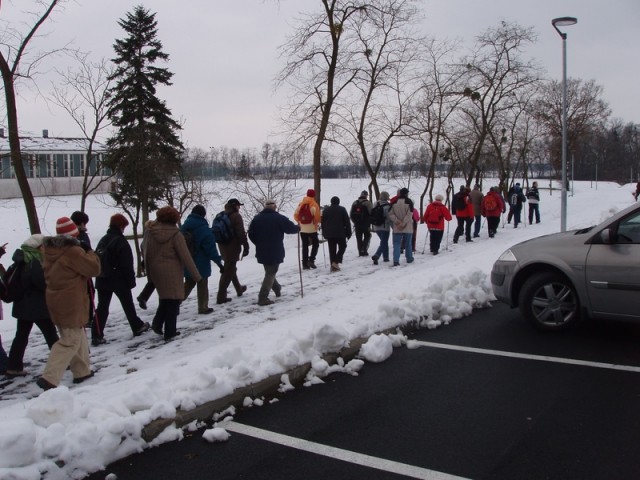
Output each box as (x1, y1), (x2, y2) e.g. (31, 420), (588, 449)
(552, 17), (577, 37)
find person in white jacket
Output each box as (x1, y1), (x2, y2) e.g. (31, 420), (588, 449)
(387, 188), (415, 266)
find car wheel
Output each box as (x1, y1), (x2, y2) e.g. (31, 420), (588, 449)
(518, 272), (580, 331)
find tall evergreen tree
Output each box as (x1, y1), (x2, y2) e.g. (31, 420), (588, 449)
(106, 5), (184, 225)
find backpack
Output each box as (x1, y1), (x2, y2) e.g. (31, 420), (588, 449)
(298, 203), (313, 225)
(510, 193), (519, 207)
(425, 205), (443, 227)
(370, 203), (386, 227)
(484, 195), (498, 211)
(453, 194), (466, 212)
(350, 201), (370, 227)
(181, 231), (196, 257)
(212, 211), (234, 244)
(95, 237), (119, 278)
(0, 262), (26, 303)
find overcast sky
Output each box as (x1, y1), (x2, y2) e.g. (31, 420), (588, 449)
(5, 0), (640, 150)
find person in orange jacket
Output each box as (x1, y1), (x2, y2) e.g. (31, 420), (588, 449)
(293, 189), (321, 269)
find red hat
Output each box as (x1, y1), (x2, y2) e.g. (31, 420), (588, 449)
(306, 189), (315, 197)
(56, 217), (79, 237)
(110, 213), (129, 229)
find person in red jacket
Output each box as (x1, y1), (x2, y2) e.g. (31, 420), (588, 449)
(423, 194), (452, 255)
(482, 187), (506, 238)
(451, 186), (474, 243)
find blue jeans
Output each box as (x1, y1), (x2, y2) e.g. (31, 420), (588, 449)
(373, 230), (390, 261)
(474, 215), (482, 237)
(392, 233), (414, 264)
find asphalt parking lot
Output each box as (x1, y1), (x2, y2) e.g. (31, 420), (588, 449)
(87, 303), (640, 480)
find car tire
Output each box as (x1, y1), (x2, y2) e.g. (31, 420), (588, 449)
(518, 272), (580, 331)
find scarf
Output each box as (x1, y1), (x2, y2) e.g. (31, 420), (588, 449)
(21, 245), (43, 265)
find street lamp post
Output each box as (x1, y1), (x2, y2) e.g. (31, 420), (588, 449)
(552, 16), (577, 232)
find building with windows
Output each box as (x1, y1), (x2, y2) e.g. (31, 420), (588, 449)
(0, 129), (112, 199)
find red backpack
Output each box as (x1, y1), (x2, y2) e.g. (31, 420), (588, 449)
(425, 205), (443, 227)
(298, 203), (313, 224)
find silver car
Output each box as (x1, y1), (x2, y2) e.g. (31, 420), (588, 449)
(491, 202), (640, 330)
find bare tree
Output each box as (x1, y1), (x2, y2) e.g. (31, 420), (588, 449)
(50, 52), (114, 211)
(454, 21), (542, 191)
(277, 0), (369, 205)
(533, 78), (611, 177)
(332, 0), (424, 200)
(0, 0), (64, 234)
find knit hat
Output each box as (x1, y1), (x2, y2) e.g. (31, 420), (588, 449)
(192, 204), (206, 218)
(110, 213), (129, 229)
(380, 191), (390, 201)
(70, 210), (89, 225)
(399, 187), (409, 197)
(56, 217), (79, 237)
(435, 194), (444, 202)
(360, 190), (368, 198)
(23, 234), (44, 249)
(306, 189), (315, 198)
(330, 196), (340, 205)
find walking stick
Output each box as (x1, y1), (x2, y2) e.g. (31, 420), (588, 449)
(421, 229), (429, 255)
(445, 221), (450, 251)
(297, 233), (304, 298)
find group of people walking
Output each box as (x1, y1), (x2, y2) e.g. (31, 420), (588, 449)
(0, 182), (541, 392)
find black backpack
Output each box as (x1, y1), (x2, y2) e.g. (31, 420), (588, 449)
(95, 237), (119, 278)
(370, 202), (386, 227)
(0, 261), (26, 303)
(181, 231), (196, 257)
(350, 202), (370, 227)
(453, 193), (466, 212)
(212, 211), (234, 244)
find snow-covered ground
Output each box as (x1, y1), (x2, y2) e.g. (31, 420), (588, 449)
(0, 178), (635, 479)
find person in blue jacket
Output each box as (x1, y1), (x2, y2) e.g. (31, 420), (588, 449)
(248, 199), (300, 306)
(181, 205), (223, 314)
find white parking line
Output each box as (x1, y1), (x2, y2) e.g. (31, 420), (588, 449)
(225, 421), (468, 480)
(408, 340), (640, 373)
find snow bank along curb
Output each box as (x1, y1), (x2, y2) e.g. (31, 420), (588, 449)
(141, 270), (494, 441)
(141, 324), (415, 442)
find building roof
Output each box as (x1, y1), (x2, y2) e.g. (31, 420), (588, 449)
(0, 136), (106, 153)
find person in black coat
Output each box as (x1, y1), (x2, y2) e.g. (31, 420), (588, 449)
(248, 199), (300, 306)
(5, 234), (59, 377)
(92, 213), (150, 346)
(321, 196), (351, 272)
(71, 210), (97, 332)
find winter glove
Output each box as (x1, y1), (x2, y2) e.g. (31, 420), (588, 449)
(242, 245), (249, 259)
(0, 244), (5, 258)
(218, 263), (225, 274)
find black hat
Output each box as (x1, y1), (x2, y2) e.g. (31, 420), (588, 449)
(227, 198), (244, 208)
(70, 210), (89, 225)
(330, 196), (340, 205)
(399, 187), (409, 197)
(192, 204), (206, 217)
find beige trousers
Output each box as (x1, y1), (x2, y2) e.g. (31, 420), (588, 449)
(42, 327), (91, 386)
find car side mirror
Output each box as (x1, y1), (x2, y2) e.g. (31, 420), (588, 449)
(600, 228), (614, 244)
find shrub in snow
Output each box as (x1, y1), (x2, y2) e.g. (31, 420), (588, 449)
(359, 334), (393, 363)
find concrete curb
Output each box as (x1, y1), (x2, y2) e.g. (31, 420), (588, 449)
(141, 320), (422, 441)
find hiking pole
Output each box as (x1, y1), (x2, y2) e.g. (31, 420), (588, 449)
(421, 229), (429, 254)
(445, 221), (450, 251)
(297, 233), (304, 298)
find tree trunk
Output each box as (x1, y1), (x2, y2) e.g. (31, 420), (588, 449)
(0, 55), (40, 234)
